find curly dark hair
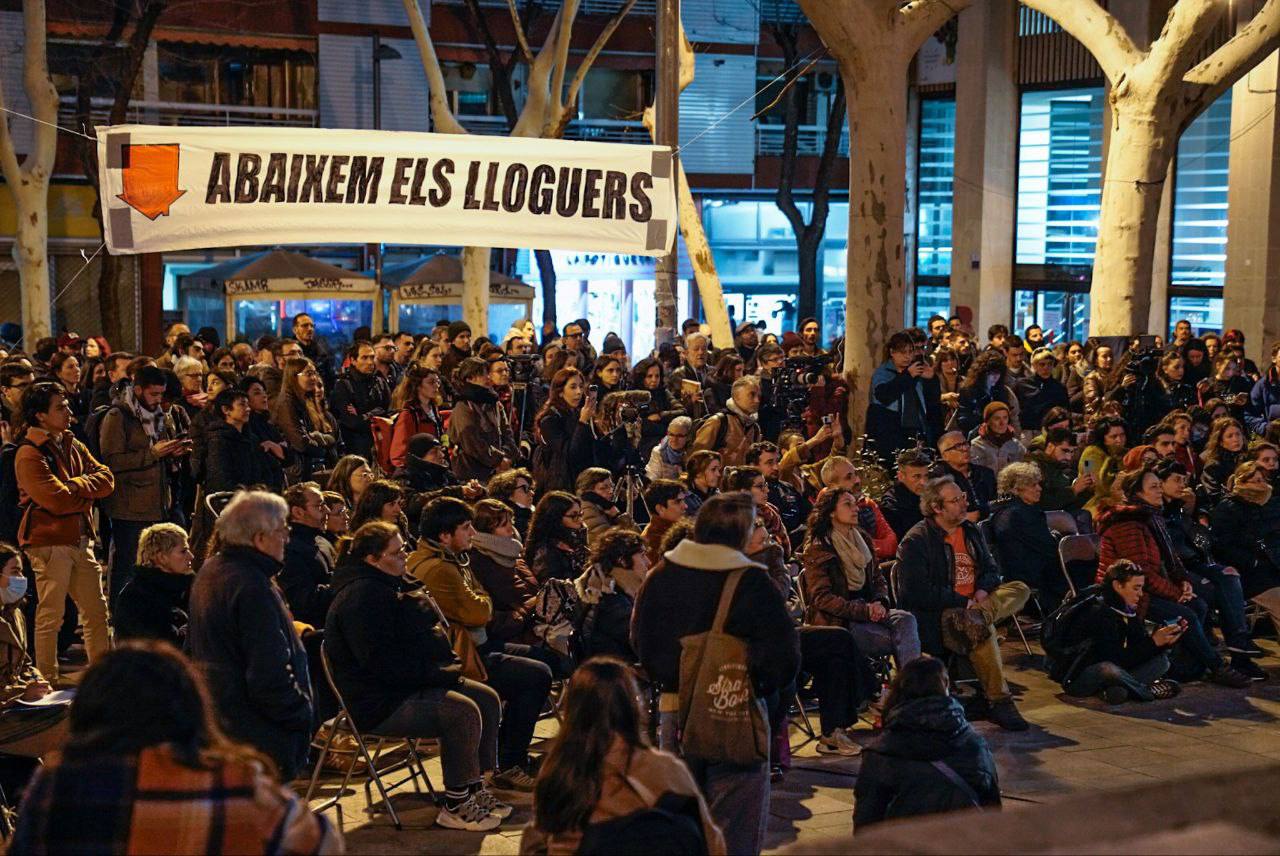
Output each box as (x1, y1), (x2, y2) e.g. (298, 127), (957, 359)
(959, 349), (1008, 392)
(525, 491), (580, 561)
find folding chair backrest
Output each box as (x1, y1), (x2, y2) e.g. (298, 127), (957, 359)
(1058, 534), (1099, 596)
(1045, 510), (1079, 537)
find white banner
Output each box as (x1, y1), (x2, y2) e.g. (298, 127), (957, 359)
(96, 125), (678, 257)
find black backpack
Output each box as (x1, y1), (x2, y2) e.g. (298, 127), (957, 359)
(81, 403), (115, 464)
(0, 439), (58, 545)
(1040, 584), (1103, 683)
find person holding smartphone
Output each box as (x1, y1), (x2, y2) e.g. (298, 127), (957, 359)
(1060, 559), (1184, 703)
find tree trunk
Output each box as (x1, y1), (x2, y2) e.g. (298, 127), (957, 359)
(841, 57), (910, 431)
(797, 228), (822, 326)
(461, 245), (492, 338)
(1090, 101), (1176, 335)
(676, 163), (733, 349)
(535, 248), (558, 337)
(12, 179), (52, 342)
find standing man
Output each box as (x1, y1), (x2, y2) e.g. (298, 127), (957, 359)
(98, 365), (188, 607)
(330, 341), (390, 461)
(896, 477), (1031, 731)
(669, 333), (712, 418)
(441, 321), (474, 387)
(735, 322), (760, 369)
(689, 376), (762, 468)
(15, 382), (114, 683)
(372, 334), (401, 387)
(449, 358), (518, 484)
(799, 317), (825, 357)
(293, 313), (334, 389)
(559, 321), (591, 374)
(866, 331), (943, 466)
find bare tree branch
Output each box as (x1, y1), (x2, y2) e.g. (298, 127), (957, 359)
(462, 0), (521, 128)
(506, 0), (536, 66)
(549, 0), (579, 112)
(561, 0), (638, 123)
(17, 0), (59, 180)
(1183, 0), (1280, 93)
(1020, 0), (1144, 85)
(1146, 0), (1229, 84)
(401, 0), (467, 134)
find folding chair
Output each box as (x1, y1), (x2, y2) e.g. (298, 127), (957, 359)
(1045, 510), (1079, 538)
(1057, 534), (1100, 600)
(976, 519), (1036, 655)
(305, 644), (437, 830)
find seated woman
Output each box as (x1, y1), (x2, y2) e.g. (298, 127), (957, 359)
(326, 521), (507, 831)
(1209, 460), (1280, 636)
(9, 641), (338, 852)
(467, 499), (566, 677)
(576, 468), (636, 548)
(1060, 559), (1182, 703)
(802, 488), (920, 671)
(410, 498), (553, 794)
(525, 492), (590, 583)
(577, 530), (649, 662)
(1096, 467), (1250, 688)
(988, 462), (1066, 606)
(854, 656), (1000, 831)
(0, 543), (67, 760)
(682, 450), (722, 518)
(1079, 416), (1128, 519)
(1199, 416), (1247, 507)
(114, 523), (194, 647)
(349, 478), (413, 548)
(520, 657), (724, 855)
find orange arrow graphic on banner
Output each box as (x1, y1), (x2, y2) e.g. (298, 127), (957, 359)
(116, 144), (186, 220)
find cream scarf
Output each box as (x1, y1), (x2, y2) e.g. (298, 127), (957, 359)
(830, 523), (873, 592)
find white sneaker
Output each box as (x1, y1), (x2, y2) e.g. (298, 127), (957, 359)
(816, 730), (862, 757)
(473, 786), (514, 820)
(436, 795), (502, 831)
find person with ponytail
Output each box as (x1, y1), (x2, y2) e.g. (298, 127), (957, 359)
(520, 657), (725, 855)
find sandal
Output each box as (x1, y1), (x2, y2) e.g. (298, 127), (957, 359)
(1148, 679), (1181, 700)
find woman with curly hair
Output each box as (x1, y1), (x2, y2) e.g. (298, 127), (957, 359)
(954, 350), (1020, 435)
(525, 491), (589, 583)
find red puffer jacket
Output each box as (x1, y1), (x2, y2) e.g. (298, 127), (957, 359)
(1096, 503), (1184, 608)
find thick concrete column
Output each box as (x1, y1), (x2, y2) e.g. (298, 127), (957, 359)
(949, 0), (1017, 337)
(1223, 50), (1280, 350)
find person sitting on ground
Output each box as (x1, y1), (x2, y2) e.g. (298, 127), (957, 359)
(641, 479), (687, 567)
(646, 416), (693, 482)
(1096, 467), (1251, 688)
(187, 491), (314, 780)
(854, 656), (1000, 832)
(409, 497), (552, 793)
(576, 468), (636, 548)
(577, 529), (650, 662)
(802, 488), (921, 672)
(879, 449), (931, 540)
(8, 642), (340, 854)
(631, 492), (799, 856)
(895, 477), (1032, 731)
(0, 542), (66, 760)
(323, 521), (507, 830)
(525, 491), (590, 583)
(1059, 560), (1183, 704)
(113, 523), (194, 648)
(1030, 426), (1094, 515)
(988, 462), (1067, 606)
(969, 402), (1026, 474)
(520, 657), (725, 855)
(468, 499), (542, 653)
(682, 450), (722, 518)
(933, 431), (997, 521)
(1208, 460), (1280, 637)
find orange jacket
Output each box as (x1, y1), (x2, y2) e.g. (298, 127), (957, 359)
(14, 428), (114, 547)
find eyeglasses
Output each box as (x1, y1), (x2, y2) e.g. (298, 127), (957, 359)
(942, 495), (968, 506)
(565, 333), (582, 339)
(668, 432), (689, 440)
(941, 443), (969, 454)
(514, 483), (532, 493)
(563, 510), (583, 520)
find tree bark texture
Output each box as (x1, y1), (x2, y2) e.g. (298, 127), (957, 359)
(0, 0), (59, 344)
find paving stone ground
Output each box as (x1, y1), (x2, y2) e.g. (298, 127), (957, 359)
(306, 636), (1280, 854)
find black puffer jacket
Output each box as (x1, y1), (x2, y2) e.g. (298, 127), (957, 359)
(533, 406), (595, 495)
(113, 565), (192, 647)
(324, 559), (462, 731)
(330, 367), (389, 459)
(854, 695), (1000, 830)
(280, 523), (335, 629)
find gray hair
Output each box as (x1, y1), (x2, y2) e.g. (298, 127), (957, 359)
(669, 415), (693, 435)
(136, 523), (188, 568)
(731, 375), (761, 397)
(819, 455), (853, 488)
(173, 356), (204, 378)
(686, 333), (708, 350)
(998, 461), (1043, 497)
(216, 490), (288, 548)
(919, 475), (959, 517)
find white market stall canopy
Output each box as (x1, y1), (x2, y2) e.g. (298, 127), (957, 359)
(183, 249), (380, 336)
(382, 254), (533, 302)
(96, 125), (678, 258)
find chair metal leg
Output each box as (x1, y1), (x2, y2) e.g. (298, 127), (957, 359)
(403, 739), (439, 804)
(357, 736), (403, 830)
(305, 715), (344, 804)
(1012, 615), (1033, 656)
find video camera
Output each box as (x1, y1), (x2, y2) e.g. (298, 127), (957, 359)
(506, 353), (539, 387)
(773, 353), (833, 428)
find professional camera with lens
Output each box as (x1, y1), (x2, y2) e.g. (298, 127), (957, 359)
(600, 389), (652, 432)
(771, 353), (832, 427)
(507, 354), (539, 387)
(1129, 346), (1163, 376)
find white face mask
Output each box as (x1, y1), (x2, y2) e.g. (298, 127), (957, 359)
(0, 575), (27, 605)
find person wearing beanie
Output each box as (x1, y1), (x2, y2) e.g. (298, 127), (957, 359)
(781, 330), (804, 357)
(440, 321), (474, 388)
(970, 402), (1026, 475)
(600, 333), (628, 368)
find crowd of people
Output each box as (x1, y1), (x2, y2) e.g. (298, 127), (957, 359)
(0, 309), (1272, 850)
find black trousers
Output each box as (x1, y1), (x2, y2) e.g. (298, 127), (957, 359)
(801, 625), (870, 734)
(482, 642), (553, 770)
